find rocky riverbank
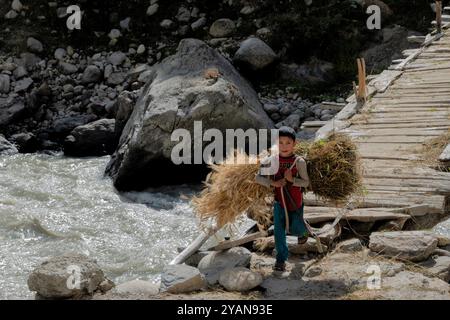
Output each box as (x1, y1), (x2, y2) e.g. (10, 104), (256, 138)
(0, 0), (430, 161)
(27, 230), (450, 300)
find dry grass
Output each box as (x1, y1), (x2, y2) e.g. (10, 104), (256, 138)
(420, 131), (450, 172)
(192, 134), (362, 229)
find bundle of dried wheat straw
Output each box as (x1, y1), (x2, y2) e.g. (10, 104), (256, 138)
(192, 134), (362, 229)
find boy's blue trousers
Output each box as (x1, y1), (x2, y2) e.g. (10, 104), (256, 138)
(273, 201), (308, 263)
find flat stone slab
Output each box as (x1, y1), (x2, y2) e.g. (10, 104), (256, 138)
(369, 231), (439, 262)
(160, 265), (207, 294)
(439, 144), (450, 162)
(420, 256), (450, 282)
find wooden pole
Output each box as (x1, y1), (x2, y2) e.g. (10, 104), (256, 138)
(169, 226), (218, 265)
(356, 58), (367, 104)
(436, 1), (442, 34)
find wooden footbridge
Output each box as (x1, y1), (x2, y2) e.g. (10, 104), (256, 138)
(304, 7), (450, 234)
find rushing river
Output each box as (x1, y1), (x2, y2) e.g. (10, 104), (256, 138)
(0, 153), (210, 299)
(0, 153), (449, 299)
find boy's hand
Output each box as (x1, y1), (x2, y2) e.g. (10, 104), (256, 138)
(284, 169), (294, 183)
(271, 179), (286, 188)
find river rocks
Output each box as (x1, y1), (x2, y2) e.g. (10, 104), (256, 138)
(176, 6), (191, 23)
(12, 0), (24, 12)
(336, 238), (364, 253)
(260, 236), (327, 255)
(160, 265), (207, 294)
(0, 101), (26, 126)
(233, 37), (277, 71)
(107, 72), (126, 85)
(277, 60), (335, 85)
(209, 19), (236, 38)
(54, 48), (67, 61)
(191, 17), (207, 31)
(0, 74), (10, 93)
(82, 65), (102, 84)
(59, 62), (78, 75)
(146, 4), (159, 16)
(160, 19), (175, 29)
(218, 267), (263, 292)
(27, 37), (44, 54)
(13, 65), (27, 79)
(198, 247), (252, 285)
(14, 77), (33, 93)
(369, 231), (439, 262)
(27, 253), (106, 299)
(105, 38), (273, 190)
(136, 45), (146, 55)
(48, 114), (97, 136)
(114, 280), (159, 295)
(0, 135), (18, 155)
(108, 52), (127, 66)
(420, 256), (450, 282)
(9, 132), (38, 153)
(64, 119), (117, 157)
(7, 8), (20, 19)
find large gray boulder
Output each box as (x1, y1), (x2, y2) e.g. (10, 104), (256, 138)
(105, 38), (273, 190)
(233, 37), (277, 71)
(160, 264), (207, 293)
(64, 119), (117, 157)
(198, 247), (252, 285)
(369, 231), (439, 262)
(28, 253), (106, 299)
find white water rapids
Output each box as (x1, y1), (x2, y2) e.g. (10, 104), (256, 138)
(0, 153), (449, 299)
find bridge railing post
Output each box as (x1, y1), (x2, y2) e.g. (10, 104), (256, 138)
(436, 0), (442, 34)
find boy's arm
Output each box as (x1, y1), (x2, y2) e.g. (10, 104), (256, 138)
(292, 157), (310, 188)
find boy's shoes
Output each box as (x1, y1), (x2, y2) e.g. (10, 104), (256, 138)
(273, 261), (286, 272)
(297, 235), (308, 244)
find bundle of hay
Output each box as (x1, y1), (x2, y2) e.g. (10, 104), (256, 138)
(296, 133), (361, 201)
(192, 133), (362, 229)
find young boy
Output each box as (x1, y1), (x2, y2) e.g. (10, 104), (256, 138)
(255, 126), (310, 272)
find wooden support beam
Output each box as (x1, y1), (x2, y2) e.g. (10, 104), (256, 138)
(436, 1), (443, 34)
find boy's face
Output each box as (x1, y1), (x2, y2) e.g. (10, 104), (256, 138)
(278, 136), (296, 157)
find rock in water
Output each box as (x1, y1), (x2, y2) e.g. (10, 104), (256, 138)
(64, 119), (117, 157)
(160, 265), (207, 294)
(219, 267), (262, 292)
(233, 37), (277, 71)
(0, 135), (18, 155)
(105, 38), (273, 190)
(369, 231), (439, 262)
(27, 253), (106, 299)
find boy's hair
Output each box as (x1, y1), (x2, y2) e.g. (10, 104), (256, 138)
(278, 126), (296, 141)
